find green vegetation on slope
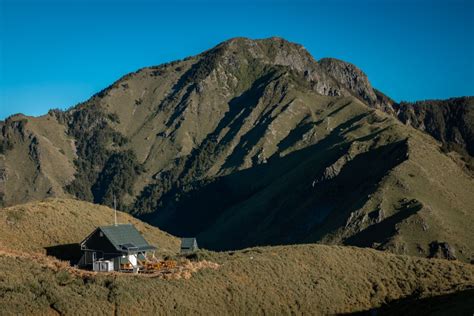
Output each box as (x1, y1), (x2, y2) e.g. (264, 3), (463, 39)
(91, 150), (144, 209)
(64, 105), (144, 209)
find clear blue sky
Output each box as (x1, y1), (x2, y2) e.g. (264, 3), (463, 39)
(1, 0), (473, 119)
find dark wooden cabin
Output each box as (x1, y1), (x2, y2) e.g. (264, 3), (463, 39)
(78, 224), (156, 272)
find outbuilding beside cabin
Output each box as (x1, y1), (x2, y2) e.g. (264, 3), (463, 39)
(180, 238), (199, 254)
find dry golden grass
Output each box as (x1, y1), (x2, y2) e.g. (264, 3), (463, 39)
(1, 198), (473, 315)
(0, 198), (179, 254)
(0, 244), (473, 315)
(0, 245), (218, 282)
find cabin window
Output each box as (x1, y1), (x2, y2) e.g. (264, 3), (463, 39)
(100, 232), (104, 237)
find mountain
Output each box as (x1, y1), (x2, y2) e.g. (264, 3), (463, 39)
(0, 199), (473, 315)
(1, 37), (473, 262)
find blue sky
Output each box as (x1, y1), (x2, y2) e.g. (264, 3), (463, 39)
(0, 0), (473, 119)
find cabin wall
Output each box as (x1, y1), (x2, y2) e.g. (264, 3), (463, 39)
(78, 251), (94, 268)
(83, 229), (118, 253)
(79, 251), (122, 269)
(113, 257), (121, 271)
(80, 229), (123, 269)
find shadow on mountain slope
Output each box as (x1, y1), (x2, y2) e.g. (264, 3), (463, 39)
(346, 288), (474, 316)
(344, 199), (423, 248)
(146, 114), (409, 251)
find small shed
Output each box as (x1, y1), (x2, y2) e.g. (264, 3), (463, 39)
(180, 237), (199, 254)
(78, 224), (156, 272)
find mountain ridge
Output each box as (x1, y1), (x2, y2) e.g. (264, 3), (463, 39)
(1, 37), (473, 262)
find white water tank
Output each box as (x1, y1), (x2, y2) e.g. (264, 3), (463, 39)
(93, 260), (114, 272)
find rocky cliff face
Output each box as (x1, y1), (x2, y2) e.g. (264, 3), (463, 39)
(1, 37), (473, 262)
(394, 97), (474, 174)
(319, 58), (377, 104)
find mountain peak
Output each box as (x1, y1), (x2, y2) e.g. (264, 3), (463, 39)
(204, 37), (392, 104)
(193, 36), (345, 97)
(219, 36), (301, 48)
(207, 36), (313, 66)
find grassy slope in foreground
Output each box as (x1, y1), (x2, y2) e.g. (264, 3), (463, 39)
(0, 244), (473, 315)
(0, 198), (179, 254)
(0, 199), (473, 315)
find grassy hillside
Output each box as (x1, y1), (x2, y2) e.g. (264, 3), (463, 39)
(0, 198), (179, 255)
(0, 199), (472, 314)
(0, 243), (473, 315)
(0, 114), (76, 206)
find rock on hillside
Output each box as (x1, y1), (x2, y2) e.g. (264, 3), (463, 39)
(318, 58), (397, 114)
(319, 58), (377, 105)
(1, 37), (473, 261)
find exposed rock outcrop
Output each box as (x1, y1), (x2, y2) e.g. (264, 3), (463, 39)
(429, 241), (457, 260)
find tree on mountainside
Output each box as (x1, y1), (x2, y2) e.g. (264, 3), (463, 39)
(91, 150), (144, 209)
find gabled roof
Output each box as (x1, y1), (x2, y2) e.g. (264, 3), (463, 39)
(83, 224), (156, 253)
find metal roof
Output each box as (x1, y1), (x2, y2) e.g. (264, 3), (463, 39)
(99, 224), (156, 253)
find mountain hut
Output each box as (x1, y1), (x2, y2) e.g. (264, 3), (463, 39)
(78, 224), (156, 273)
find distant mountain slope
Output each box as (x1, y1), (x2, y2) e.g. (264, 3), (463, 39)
(1, 240), (473, 315)
(0, 198), (179, 254)
(394, 97), (474, 174)
(0, 114), (76, 205)
(150, 94), (474, 262)
(1, 37), (473, 261)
